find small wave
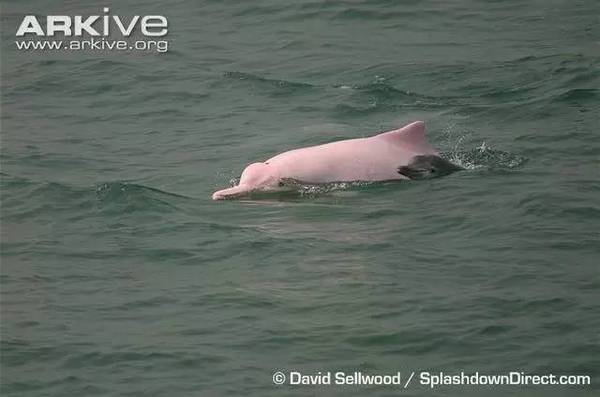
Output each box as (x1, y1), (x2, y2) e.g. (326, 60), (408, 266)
(232, 4), (287, 17)
(6, 59), (136, 97)
(61, 350), (179, 369)
(332, 8), (417, 20)
(1, 177), (92, 222)
(332, 100), (443, 118)
(553, 88), (599, 103)
(332, 77), (448, 116)
(340, 80), (422, 99)
(138, 91), (210, 102)
(222, 71), (314, 96)
(2, 176), (191, 221)
(94, 182), (190, 214)
(75, 59), (134, 73)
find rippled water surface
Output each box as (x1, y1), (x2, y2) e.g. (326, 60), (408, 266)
(1, 0), (599, 396)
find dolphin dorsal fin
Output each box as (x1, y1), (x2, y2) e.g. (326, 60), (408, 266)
(377, 121), (437, 154)
(378, 121), (426, 145)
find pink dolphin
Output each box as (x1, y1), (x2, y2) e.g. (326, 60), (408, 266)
(212, 121), (460, 200)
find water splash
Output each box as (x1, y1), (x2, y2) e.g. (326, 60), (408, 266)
(444, 141), (528, 171)
(296, 181), (375, 197)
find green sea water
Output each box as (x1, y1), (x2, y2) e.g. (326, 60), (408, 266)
(1, 0), (599, 396)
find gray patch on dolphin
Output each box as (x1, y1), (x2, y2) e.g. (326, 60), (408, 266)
(397, 155), (463, 180)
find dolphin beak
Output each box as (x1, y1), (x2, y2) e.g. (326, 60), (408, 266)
(212, 184), (253, 200)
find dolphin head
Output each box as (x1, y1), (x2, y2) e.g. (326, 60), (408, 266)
(212, 162), (282, 200)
